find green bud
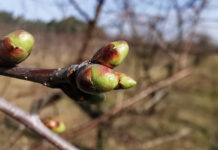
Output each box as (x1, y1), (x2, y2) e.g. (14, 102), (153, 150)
(76, 64), (119, 94)
(0, 30), (34, 66)
(83, 93), (105, 104)
(91, 41), (129, 68)
(52, 122), (66, 133)
(116, 72), (136, 89)
(44, 119), (66, 133)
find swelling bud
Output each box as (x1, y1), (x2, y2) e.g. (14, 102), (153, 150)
(91, 41), (129, 68)
(82, 93), (105, 104)
(43, 119), (66, 133)
(116, 72), (136, 89)
(76, 64), (119, 94)
(0, 30), (34, 66)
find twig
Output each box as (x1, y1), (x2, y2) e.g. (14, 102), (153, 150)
(0, 98), (79, 150)
(179, 0), (208, 67)
(64, 68), (192, 138)
(30, 91), (64, 114)
(144, 87), (170, 112)
(69, 0), (91, 21)
(140, 128), (190, 149)
(75, 0), (105, 63)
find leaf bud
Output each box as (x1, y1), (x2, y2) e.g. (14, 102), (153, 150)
(82, 93), (105, 104)
(0, 30), (34, 66)
(91, 41), (129, 68)
(43, 119), (66, 133)
(76, 64), (119, 94)
(116, 72), (136, 89)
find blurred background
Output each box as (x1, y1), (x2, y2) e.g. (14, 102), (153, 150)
(0, 0), (218, 149)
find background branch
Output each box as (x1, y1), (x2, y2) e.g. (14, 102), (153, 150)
(0, 97), (79, 150)
(75, 0), (105, 63)
(64, 68), (192, 138)
(140, 128), (190, 149)
(69, 0), (90, 21)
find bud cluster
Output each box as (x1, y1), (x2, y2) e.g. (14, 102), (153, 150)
(75, 41), (136, 103)
(0, 30), (136, 104)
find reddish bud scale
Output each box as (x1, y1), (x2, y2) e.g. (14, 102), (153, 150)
(76, 66), (96, 93)
(92, 43), (119, 68)
(44, 119), (60, 129)
(0, 30), (34, 66)
(91, 41), (129, 69)
(43, 119), (66, 133)
(0, 38), (24, 65)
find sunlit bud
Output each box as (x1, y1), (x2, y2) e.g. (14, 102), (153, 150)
(91, 41), (129, 68)
(115, 72), (136, 89)
(76, 64), (119, 94)
(0, 30), (34, 66)
(43, 119), (66, 133)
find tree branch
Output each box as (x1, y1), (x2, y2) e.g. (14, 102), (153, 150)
(75, 0), (105, 63)
(0, 63), (89, 102)
(0, 65), (76, 88)
(179, 0), (208, 67)
(69, 0), (91, 21)
(0, 98), (79, 150)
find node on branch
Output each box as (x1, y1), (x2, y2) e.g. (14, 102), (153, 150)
(0, 30), (136, 104)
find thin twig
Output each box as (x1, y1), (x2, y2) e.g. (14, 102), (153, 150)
(140, 128), (190, 149)
(69, 0), (91, 21)
(179, 0), (208, 67)
(30, 91), (64, 114)
(144, 87), (170, 112)
(75, 0), (105, 63)
(0, 98), (79, 150)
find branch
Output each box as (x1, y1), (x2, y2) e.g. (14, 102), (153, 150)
(64, 68), (192, 138)
(140, 128), (190, 149)
(69, 0), (91, 21)
(179, 0), (208, 67)
(75, 0), (105, 63)
(0, 65), (76, 88)
(0, 98), (79, 150)
(0, 64), (88, 102)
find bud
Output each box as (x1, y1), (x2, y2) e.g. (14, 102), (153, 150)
(91, 41), (129, 68)
(0, 30), (34, 66)
(83, 93), (105, 104)
(76, 64), (119, 94)
(43, 119), (66, 133)
(116, 72), (136, 89)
